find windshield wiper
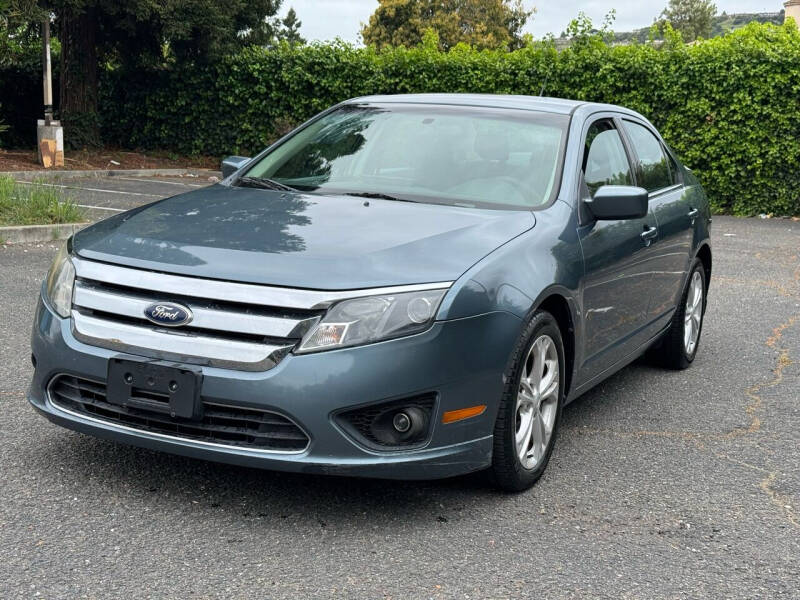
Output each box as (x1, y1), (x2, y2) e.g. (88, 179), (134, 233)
(341, 191), (418, 203)
(236, 176), (299, 192)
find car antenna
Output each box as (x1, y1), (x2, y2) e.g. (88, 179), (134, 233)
(539, 70), (551, 97)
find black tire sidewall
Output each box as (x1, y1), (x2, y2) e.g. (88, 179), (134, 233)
(681, 259), (707, 364)
(492, 310), (565, 491)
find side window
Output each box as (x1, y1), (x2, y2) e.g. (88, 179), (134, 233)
(582, 120), (633, 197)
(622, 120), (676, 193)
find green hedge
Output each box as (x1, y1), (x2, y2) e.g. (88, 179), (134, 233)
(4, 22), (800, 214)
(101, 23), (800, 215)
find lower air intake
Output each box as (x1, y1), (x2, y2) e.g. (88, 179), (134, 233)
(48, 375), (309, 452)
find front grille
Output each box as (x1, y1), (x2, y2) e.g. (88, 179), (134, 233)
(49, 375), (310, 452)
(69, 258), (324, 372)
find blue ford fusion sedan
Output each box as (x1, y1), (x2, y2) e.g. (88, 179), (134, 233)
(29, 95), (711, 491)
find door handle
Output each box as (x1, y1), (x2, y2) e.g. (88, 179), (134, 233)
(688, 208), (699, 223)
(640, 226), (658, 246)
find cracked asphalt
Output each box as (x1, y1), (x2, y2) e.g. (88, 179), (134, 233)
(1, 213), (798, 599)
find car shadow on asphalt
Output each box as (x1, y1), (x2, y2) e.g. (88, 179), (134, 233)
(26, 359), (661, 524)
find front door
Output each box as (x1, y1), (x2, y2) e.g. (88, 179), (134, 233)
(577, 118), (659, 382)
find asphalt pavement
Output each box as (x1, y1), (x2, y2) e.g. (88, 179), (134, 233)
(13, 173), (216, 221)
(0, 182), (798, 599)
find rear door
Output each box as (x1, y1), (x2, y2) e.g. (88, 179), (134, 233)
(576, 116), (659, 382)
(620, 119), (693, 328)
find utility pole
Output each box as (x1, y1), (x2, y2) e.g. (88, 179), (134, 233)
(42, 18), (53, 125)
(37, 16), (63, 167)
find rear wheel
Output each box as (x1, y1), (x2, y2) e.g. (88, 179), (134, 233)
(490, 311), (564, 492)
(653, 258), (707, 369)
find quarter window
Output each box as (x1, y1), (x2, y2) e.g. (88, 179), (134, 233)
(622, 120), (676, 193)
(582, 120), (633, 197)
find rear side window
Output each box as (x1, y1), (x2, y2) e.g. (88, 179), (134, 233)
(582, 120), (633, 197)
(622, 120), (676, 193)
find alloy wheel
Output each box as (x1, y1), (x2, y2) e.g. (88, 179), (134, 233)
(515, 334), (559, 470)
(683, 270), (704, 355)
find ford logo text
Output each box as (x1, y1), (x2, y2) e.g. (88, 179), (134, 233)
(143, 302), (193, 327)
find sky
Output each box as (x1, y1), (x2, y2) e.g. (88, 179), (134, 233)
(278, 0), (785, 42)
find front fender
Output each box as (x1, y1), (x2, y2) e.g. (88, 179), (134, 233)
(438, 199), (582, 322)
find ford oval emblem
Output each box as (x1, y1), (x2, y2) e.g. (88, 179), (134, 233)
(143, 302), (193, 327)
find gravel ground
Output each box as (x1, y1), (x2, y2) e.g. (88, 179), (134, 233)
(0, 215), (798, 599)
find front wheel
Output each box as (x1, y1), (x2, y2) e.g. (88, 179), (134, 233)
(490, 310), (564, 492)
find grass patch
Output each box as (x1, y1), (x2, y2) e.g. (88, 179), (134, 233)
(0, 176), (84, 226)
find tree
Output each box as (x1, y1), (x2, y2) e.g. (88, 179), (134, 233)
(661, 0), (717, 42)
(278, 7), (305, 46)
(45, 0), (284, 146)
(361, 0), (535, 51)
(0, 0), (12, 65)
(0, 0), (43, 67)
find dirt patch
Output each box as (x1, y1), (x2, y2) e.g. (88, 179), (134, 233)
(0, 148), (217, 172)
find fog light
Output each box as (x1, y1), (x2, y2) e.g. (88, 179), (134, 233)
(369, 406), (429, 446)
(337, 393), (437, 450)
(392, 411), (412, 432)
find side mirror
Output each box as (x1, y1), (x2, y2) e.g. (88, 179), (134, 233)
(585, 185), (649, 220)
(221, 156), (251, 179)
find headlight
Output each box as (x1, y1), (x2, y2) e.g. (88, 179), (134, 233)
(296, 289), (447, 353)
(44, 240), (75, 318)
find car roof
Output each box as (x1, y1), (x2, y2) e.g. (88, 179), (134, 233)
(343, 93), (635, 117)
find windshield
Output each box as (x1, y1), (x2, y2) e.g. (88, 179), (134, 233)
(242, 104), (569, 210)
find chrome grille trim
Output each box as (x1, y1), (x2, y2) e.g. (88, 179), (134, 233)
(73, 257), (453, 310)
(73, 280), (319, 339)
(71, 311), (293, 371)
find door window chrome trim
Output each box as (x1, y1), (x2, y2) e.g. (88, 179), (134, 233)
(73, 257), (453, 310)
(46, 375), (310, 455)
(647, 183), (683, 199)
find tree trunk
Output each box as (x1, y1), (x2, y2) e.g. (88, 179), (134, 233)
(58, 5), (100, 147)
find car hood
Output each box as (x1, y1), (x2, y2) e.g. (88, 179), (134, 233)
(73, 185), (535, 290)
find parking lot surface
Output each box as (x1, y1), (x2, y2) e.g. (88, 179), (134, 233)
(1, 184), (798, 598)
(14, 173), (216, 221)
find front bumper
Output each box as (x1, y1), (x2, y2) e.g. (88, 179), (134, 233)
(29, 296), (522, 480)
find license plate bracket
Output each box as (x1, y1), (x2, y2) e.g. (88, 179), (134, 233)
(107, 357), (203, 420)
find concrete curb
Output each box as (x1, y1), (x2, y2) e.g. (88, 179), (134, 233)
(0, 222), (89, 244)
(5, 168), (221, 181)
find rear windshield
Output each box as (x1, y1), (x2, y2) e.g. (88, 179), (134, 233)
(243, 104), (569, 210)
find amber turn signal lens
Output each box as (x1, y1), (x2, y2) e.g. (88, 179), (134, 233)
(441, 405), (487, 424)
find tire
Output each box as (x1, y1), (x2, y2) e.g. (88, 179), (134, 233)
(490, 310), (565, 492)
(653, 258), (707, 370)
